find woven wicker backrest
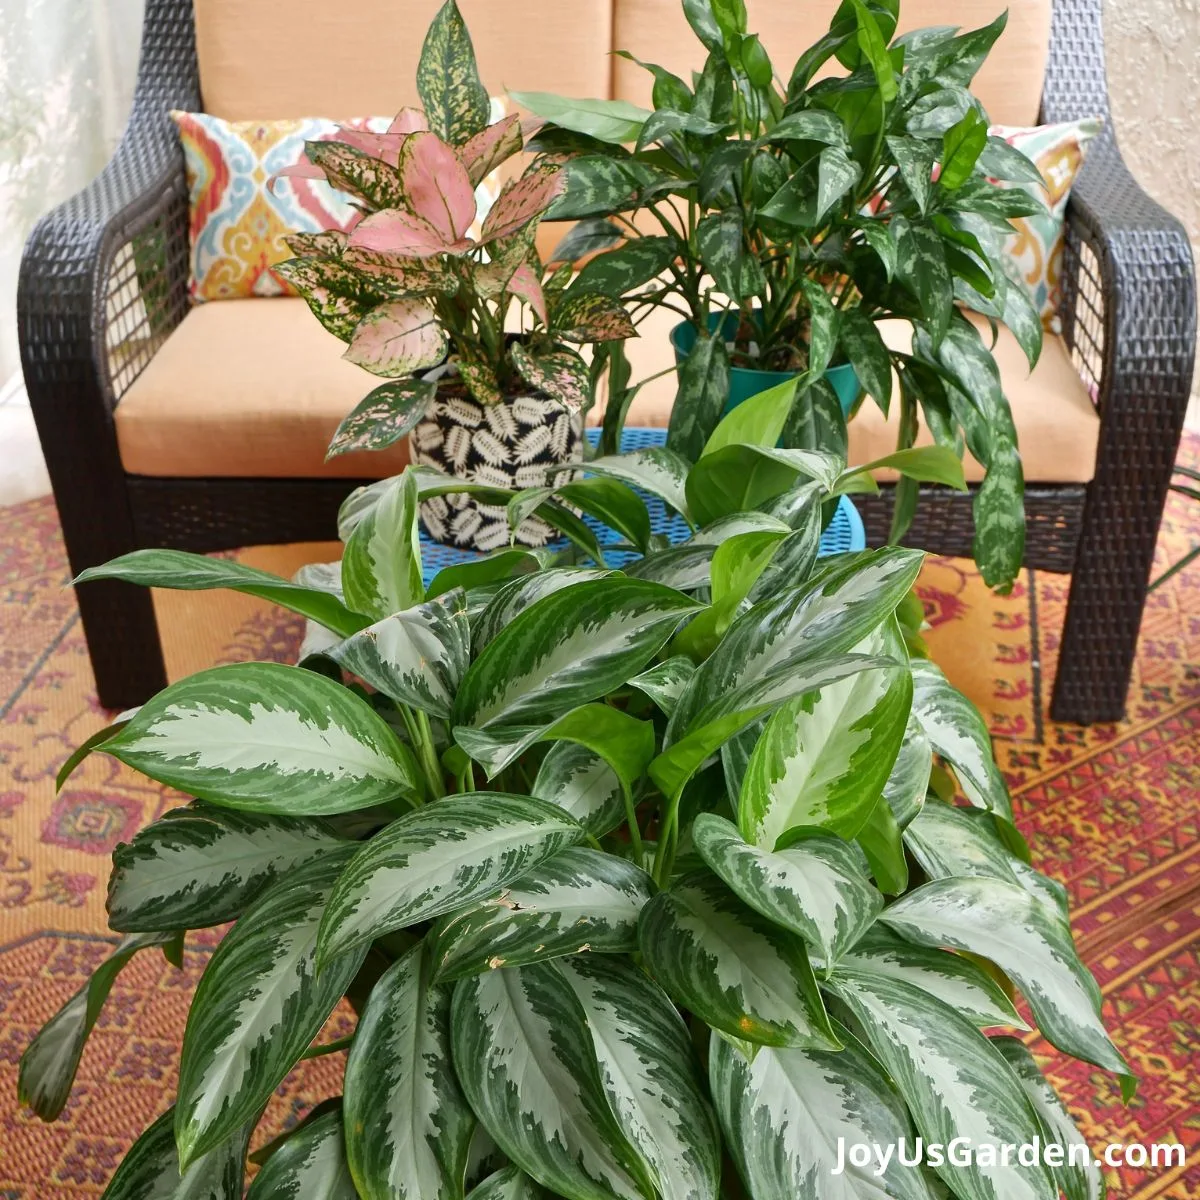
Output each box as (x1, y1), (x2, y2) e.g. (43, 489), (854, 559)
(193, 0), (615, 120)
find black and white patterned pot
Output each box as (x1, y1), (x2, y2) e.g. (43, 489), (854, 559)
(410, 391), (583, 552)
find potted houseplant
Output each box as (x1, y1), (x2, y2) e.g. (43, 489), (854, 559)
(519, 0), (1047, 590)
(22, 390), (1127, 1199)
(276, 0), (634, 552)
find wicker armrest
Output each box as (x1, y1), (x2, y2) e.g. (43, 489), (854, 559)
(1058, 140), (1197, 423)
(17, 0), (199, 410)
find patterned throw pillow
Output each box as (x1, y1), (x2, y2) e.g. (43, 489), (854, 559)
(989, 118), (1103, 330)
(172, 104), (509, 303)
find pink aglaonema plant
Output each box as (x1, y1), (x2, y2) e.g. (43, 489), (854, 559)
(274, 1), (634, 461)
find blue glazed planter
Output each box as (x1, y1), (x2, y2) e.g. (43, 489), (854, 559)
(670, 314), (861, 417)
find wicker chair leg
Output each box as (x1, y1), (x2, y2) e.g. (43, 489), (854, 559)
(76, 577), (168, 711)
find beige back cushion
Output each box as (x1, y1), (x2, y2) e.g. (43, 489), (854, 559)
(194, 0), (614, 120)
(611, 0), (1050, 128)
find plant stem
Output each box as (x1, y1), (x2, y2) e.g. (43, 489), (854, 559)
(300, 1034), (354, 1061)
(414, 710), (446, 799)
(621, 784), (646, 864)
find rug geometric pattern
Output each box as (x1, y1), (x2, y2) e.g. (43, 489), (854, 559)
(1, 438), (1198, 1196)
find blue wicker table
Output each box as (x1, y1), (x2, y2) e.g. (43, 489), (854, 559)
(419, 427), (865, 585)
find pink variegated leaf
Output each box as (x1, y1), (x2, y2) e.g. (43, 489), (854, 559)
(284, 230), (348, 257)
(333, 127), (410, 167)
(326, 377), (437, 458)
(342, 246), (459, 297)
(350, 209), (470, 259)
(552, 290), (637, 343)
(507, 263), (548, 325)
(480, 165), (567, 243)
(344, 300), (447, 378)
(269, 161), (324, 187)
(460, 114), (523, 187)
(457, 359), (504, 406)
(398, 131), (477, 245)
(273, 256), (388, 342)
(509, 342), (589, 412)
(303, 141), (407, 210)
(389, 107), (429, 134)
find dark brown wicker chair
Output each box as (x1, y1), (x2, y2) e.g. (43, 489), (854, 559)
(19, 0), (1195, 722)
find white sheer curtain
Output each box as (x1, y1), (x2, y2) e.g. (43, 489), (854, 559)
(0, 0), (145, 385)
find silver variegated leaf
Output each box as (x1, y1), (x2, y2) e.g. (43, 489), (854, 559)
(559, 955), (721, 1200)
(531, 741), (626, 837)
(342, 470), (424, 620)
(992, 1037), (1106, 1200)
(326, 591), (470, 719)
(692, 814), (883, 967)
(909, 659), (1013, 822)
(343, 946), (475, 1200)
(550, 448), (692, 523)
(626, 514), (790, 592)
(879, 876), (1133, 1093)
(838, 929), (1027, 1029)
(428, 847), (653, 982)
(709, 1029), (938, 1200)
(246, 1108), (357, 1199)
(453, 578), (702, 730)
(174, 851), (368, 1168)
(97, 1107), (250, 1200)
(466, 1167), (548, 1200)
(737, 622), (912, 847)
(881, 717), (932, 830)
(628, 657), (696, 717)
(107, 806), (346, 931)
(318, 793), (583, 964)
(638, 872), (838, 1049)
(824, 967), (1057, 1200)
(472, 568), (614, 651)
(452, 964), (655, 1200)
(100, 663), (419, 816)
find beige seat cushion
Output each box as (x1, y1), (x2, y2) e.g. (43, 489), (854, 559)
(611, 0), (1051, 128)
(115, 299), (411, 479)
(612, 305), (1100, 484)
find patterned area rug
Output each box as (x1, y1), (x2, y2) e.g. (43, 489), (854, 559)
(1, 440), (1198, 1197)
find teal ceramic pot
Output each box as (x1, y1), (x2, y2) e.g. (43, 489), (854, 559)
(670, 314), (861, 417)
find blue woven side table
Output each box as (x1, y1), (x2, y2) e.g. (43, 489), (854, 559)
(419, 427), (865, 585)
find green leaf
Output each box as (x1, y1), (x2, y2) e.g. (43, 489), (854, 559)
(993, 1037), (1107, 1200)
(318, 793), (583, 963)
(855, 793), (909, 894)
(327, 379), (437, 459)
(532, 741), (627, 837)
(895, 219), (953, 346)
(326, 591), (470, 720)
(74, 550), (368, 637)
(247, 1108), (358, 1199)
(454, 577), (701, 730)
(880, 876), (1133, 1093)
(627, 514), (789, 591)
(977, 135), (1047, 189)
(97, 1107), (249, 1200)
(452, 963), (655, 1200)
(701, 376), (798, 457)
(1000, 268), (1044, 371)
(843, 928), (1027, 1029)
(343, 946), (475, 1200)
(559, 955), (721, 1200)
(838, 310), (892, 411)
(940, 108), (989, 190)
(696, 212), (764, 303)
(548, 156), (657, 220)
(548, 218), (624, 264)
(710, 1029), (938, 1200)
(509, 91), (650, 144)
(555, 448), (692, 522)
(767, 109), (848, 146)
(815, 144), (861, 221)
(639, 872), (838, 1048)
(342, 471), (424, 620)
(910, 659), (1013, 822)
(418, 0), (490, 144)
(57, 716), (131, 791)
(848, 0), (898, 101)
(886, 135), (937, 213)
(101, 662), (419, 816)
(685, 445), (844, 527)
(174, 852), (368, 1167)
(428, 847), (653, 982)
(693, 814), (882, 966)
(107, 806), (345, 932)
(556, 476), (653, 552)
(837, 445), (967, 492)
(824, 966), (1057, 1200)
(972, 424), (1025, 592)
(19, 932), (178, 1121)
(736, 623), (913, 846)
(571, 237), (678, 298)
(427, 548), (543, 600)
(667, 331), (731, 464)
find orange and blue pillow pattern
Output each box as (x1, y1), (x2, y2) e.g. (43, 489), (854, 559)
(170, 112), (387, 302)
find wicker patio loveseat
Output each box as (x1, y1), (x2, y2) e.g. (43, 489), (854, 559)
(18, 0), (1195, 723)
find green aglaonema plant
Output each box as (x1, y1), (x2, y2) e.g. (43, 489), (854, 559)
(274, 0), (633, 457)
(518, 0), (1047, 591)
(23, 382), (1127, 1199)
